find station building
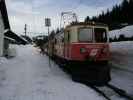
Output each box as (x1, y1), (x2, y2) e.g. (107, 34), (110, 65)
(0, 0), (27, 56)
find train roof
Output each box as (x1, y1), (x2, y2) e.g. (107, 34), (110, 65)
(66, 22), (108, 28)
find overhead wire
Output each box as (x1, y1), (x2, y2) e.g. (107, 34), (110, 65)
(70, 0), (82, 12)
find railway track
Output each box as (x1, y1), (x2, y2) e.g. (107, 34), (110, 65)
(51, 57), (133, 100)
(84, 83), (133, 100)
(68, 64), (133, 100)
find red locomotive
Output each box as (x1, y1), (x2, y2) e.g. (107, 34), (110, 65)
(47, 22), (111, 85)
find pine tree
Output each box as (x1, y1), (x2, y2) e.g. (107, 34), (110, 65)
(121, 0), (129, 23)
(84, 0), (133, 30)
(56, 28), (60, 34)
(85, 16), (90, 22)
(128, 0), (133, 24)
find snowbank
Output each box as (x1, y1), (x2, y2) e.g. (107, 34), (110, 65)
(0, 57), (7, 64)
(110, 41), (133, 95)
(109, 25), (133, 38)
(110, 41), (133, 72)
(109, 25), (133, 71)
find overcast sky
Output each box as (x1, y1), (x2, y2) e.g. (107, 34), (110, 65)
(6, 0), (122, 36)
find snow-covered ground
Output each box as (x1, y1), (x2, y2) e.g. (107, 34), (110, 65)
(110, 41), (133, 96)
(0, 45), (105, 100)
(111, 68), (133, 96)
(0, 40), (133, 100)
(109, 24), (133, 79)
(110, 41), (133, 72)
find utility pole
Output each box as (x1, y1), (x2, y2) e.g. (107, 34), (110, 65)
(24, 24), (27, 36)
(45, 18), (51, 67)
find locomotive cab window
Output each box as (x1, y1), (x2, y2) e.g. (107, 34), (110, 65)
(78, 28), (93, 42)
(65, 31), (70, 43)
(94, 28), (107, 43)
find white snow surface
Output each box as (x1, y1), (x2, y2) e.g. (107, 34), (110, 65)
(110, 41), (133, 72)
(109, 25), (133, 38)
(0, 45), (104, 100)
(111, 68), (133, 96)
(0, 57), (8, 64)
(110, 41), (133, 96)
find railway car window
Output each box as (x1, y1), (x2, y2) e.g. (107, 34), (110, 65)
(65, 31), (70, 43)
(68, 33), (70, 42)
(79, 28), (93, 42)
(62, 38), (64, 42)
(94, 28), (107, 42)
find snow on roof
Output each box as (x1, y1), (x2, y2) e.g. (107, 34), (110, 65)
(4, 30), (28, 45)
(4, 36), (15, 42)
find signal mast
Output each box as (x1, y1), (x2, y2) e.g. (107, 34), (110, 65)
(24, 24), (27, 36)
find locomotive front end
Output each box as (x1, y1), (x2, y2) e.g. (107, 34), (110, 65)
(64, 23), (111, 85)
(68, 23), (110, 64)
(70, 43), (110, 63)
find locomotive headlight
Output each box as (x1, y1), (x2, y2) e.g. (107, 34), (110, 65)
(80, 48), (87, 53)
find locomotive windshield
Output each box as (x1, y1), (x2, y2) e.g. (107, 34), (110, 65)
(79, 28), (93, 42)
(78, 27), (107, 43)
(94, 28), (107, 43)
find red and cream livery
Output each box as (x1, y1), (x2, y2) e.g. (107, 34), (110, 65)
(47, 22), (111, 85)
(53, 22), (110, 63)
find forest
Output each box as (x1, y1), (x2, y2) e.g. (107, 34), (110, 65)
(85, 0), (133, 30)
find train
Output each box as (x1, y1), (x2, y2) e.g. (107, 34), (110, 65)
(44, 22), (111, 85)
